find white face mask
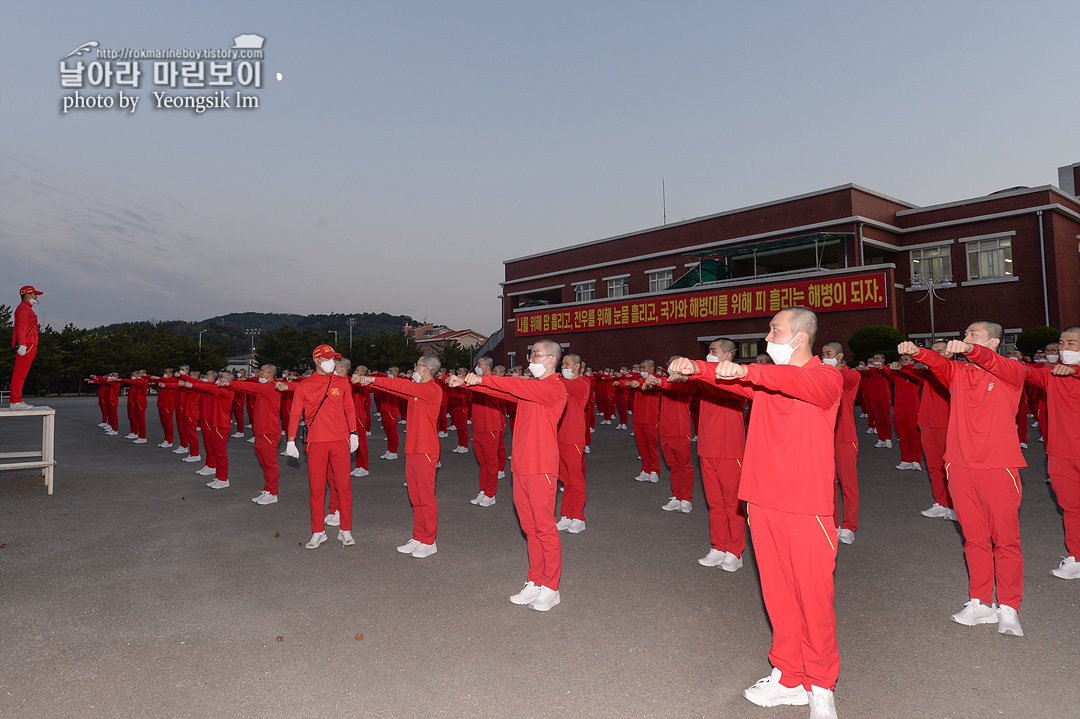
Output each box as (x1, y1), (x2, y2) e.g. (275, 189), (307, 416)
(822, 357), (839, 367)
(705, 354), (720, 363)
(411, 371), (422, 382)
(319, 359), (336, 373)
(258, 377), (269, 383)
(640, 371), (650, 378)
(1060, 349), (1080, 365)
(28, 297), (38, 305)
(1045, 354), (1059, 363)
(561, 369), (574, 379)
(474, 365), (483, 375)
(528, 362), (547, 378)
(766, 333), (803, 365)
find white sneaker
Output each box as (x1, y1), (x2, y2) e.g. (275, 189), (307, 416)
(158, 441), (173, 448)
(125, 433), (138, 439)
(698, 548), (726, 566)
(691, 436), (697, 442)
(97, 422), (109, 428)
(859, 413), (868, 418)
(679, 500), (692, 513)
(911, 462), (922, 470)
(231, 432), (245, 438)
(438, 431), (449, 438)
(510, 581), (541, 605)
(661, 497), (681, 511)
(173, 446), (189, 454)
(306, 532), (327, 550)
(555, 516), (572, 531)
(105, 430), (118, 436)
(584, 446), (590, 454)
(206, 479), (229, 489)
(448, 425), (456, 431)
(951, 598), (998, 626)
(634, 471), (651, 482)
(252, 491), (269, 503)
(895, 461), (914, 470)
(351, 467), (369, 477)
(255, 493), (278, 505)
(133, 438), (147, 444)
(397, 539), (421, 554)
(478, 494), (496, 507)
(838, 529), (855, 545)
(647, 472), (659, 483)
(470, 491), (486, 505)
(183, 455), (201, 463)
(411, 542), (437, 558)
(921, 503), (949, 518)
(325, 511), (340, 527)
(1019, 442), (1028, 449)
(497, 471), (506, 479)
(530, 586), (560, 612)
(719, 553), (743, 572)
(866, 427), (876, 434)
(339, 530), (355, 547)
(807, 685), (838, 719)
(875, 440), (887, 448)
(399, 419), (407, 425)
(1050, 556), (1080, 579)
(196, 466), (216, 476)
(247, 437), (255, 443)
(744, 668), (810, 707)
(380, 451), (389, 459)
(944, 509), (958, 521)
(996, 604), (1023, 636)
(567, 519), (586, 534)
(383, 452), (398, 460)
(883, 439), (892, 448)
(452, 446), (468, 454)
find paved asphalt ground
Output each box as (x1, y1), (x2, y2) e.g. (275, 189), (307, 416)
(1, 396), (1077, 719)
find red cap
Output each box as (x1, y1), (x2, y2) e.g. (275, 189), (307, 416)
(20, 285), (43, 296)
(313, 344), (341, 361)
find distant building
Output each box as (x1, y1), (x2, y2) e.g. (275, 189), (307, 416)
(492, 163), (1080, 368)
(411, 328), (489, 356)
(226, 355), (256, 373)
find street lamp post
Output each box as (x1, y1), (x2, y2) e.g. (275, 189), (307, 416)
(245, 328), (260, 371)
(198, 329), (207, 348)
(347, 317), (357, 353)
(909, 274), (955, 345)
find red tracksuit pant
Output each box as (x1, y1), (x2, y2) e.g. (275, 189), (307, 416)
(557, 443), (586, 520)
(514, 472), (562, 591)
(749, 503), (839, 691)
(306, 439), (351, 532)
(1015, 401), (1029, 444)
(920, 427), (952, 508)
(945, 464), (1023, 609)
(183, 416), (200, 456)
(660, 435), (694, 502)
(833, 442), (859, 531)
(1049, 456), (1080, 558)
(129, 404), (147, 438)
(451, 407), (469, 449)
(200, 421), (216, 469)
(405, 453), (439, 544)
(700, 457), (745, 556)
(615, 396), (629, 426)
(10, 346), (36, 403)
(106, 402), (119, 432)
(158, 406), (175, 444)
(634, 422), (661, 474)
(867, 399), (892, 441)
(354, 419), (369, 471)
(474, 431), (502, 497)
(381, 409), (400, 453)
(203, 426), (229, 479)
(254, 433), (280, 494)
(98, 397), (109, 424)
(894, 413), (920, 463)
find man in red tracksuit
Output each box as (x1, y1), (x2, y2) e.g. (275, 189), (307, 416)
(555, 354), (590, 533)
(286, 345), (359, 550)
(120, 370), (150, 443)
(899, 321), (1027, 636)
(449, 369), (471, 453)
(348, 366), (372, 478)
(822, 342), (861, 546)
(376, 367), (402, 460)
(612, 370), (630, 429)
(229, 364), (283, 505)
(358, 356), (443, 558)
(469, 357), (505, 507)
(453, 339), (567, 612)
(1024, 326), (1080, 580)
(230, 369), (248, 438)
(621, 361), (661, 483)
(194, 374), (218, 476)
(860, 355), (894, 448)
(153, 368), (177, 448)
(184, 371), (235, 488)
(671, 307), (843, 716)
(898, 342), (955, 520)
(9, 285), (42, 410)
(886, 356), (922, 470)
(88, 373), (121, 434)
(688, 339), (747, 572)
(649, 364), (695, 513)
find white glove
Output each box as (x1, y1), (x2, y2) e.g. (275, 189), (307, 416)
(17, 345), (27, 356)
(349, 433), (359, 453)
(285, 441), (299, 458)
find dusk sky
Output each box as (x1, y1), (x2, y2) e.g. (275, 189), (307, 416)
(2, 1), (1078, 338)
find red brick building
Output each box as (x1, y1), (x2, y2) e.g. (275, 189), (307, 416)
(492, 165), (1080, 368)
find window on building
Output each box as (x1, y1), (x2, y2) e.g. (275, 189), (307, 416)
(910, 245), (952, 283)
(966, 237), (1013, 280)
(574, 282), (595, 302)
(739, 340), (758, 360)
(648, 269), (673, 293)
(607, 277), (629, 297)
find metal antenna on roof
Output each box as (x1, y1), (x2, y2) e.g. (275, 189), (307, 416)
(663, 178), (667, 225)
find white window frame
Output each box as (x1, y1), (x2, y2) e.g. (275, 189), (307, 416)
(910, 245), (952, 284)
(573, 281), (595, 302)
(647, 268), (674, 293)
(966, 236), (1013, 281)
(606, 276), (629, 298)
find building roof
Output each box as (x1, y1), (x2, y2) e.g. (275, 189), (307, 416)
(413, 329), (488, 345)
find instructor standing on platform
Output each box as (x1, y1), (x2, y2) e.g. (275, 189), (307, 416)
(9, 285), (42, 410)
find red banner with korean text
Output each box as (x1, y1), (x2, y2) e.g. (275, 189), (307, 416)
(514, 272), (888, 337)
